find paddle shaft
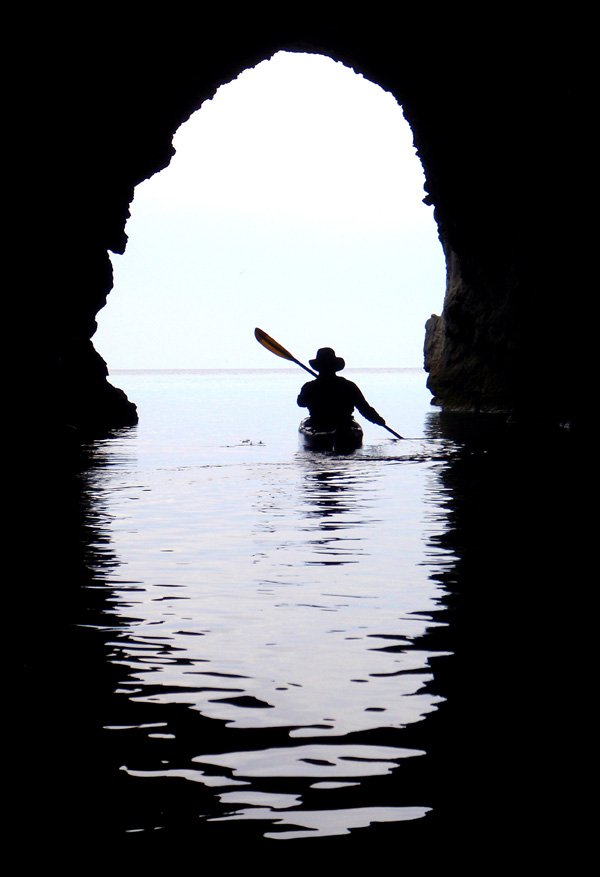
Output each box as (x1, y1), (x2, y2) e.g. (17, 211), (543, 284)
(254, 327), (404, 439)
(294, 359), (318, 378)
(383, 424), (404, 440)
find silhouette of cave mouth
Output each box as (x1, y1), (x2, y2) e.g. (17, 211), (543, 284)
(95, 51), (444, 383)
(34, 21), (589, 434)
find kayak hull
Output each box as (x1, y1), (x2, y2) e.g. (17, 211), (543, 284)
(298, 417), (363, 453)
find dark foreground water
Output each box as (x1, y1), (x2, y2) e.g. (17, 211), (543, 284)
(25, 371), (591, 865)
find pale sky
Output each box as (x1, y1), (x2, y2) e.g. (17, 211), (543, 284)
(94, 51), (445, 370)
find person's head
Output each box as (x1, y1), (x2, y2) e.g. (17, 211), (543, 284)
(309, 347), (345, 374)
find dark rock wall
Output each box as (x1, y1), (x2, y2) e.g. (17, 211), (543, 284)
(21, 11), (590, 432)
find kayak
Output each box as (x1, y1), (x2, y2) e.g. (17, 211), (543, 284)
(298, 417), (363, 453)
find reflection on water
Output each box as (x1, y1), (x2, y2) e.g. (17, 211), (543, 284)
(80, 425), (452, 842)
(25, 372), (588, 861)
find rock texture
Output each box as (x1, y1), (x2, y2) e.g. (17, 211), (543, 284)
(19, 11), (591, 433)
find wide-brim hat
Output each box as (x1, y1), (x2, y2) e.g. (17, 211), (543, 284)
(309, 347), (345, 372)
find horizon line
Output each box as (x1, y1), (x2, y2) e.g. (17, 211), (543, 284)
(109, 366), (426, 374)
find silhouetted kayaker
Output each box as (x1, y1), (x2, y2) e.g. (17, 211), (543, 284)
(297, 347), (386, 430)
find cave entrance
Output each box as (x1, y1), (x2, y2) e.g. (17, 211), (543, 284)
(95, 51), (444, 371)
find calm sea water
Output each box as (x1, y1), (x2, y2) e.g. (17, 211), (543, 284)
(32, 369), (589, 861)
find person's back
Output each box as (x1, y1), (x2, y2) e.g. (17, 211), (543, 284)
(297, 347), (385, 429)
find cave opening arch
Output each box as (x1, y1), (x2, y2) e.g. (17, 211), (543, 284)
(49, 22), (586, 434)
(95, 50), (445, 393)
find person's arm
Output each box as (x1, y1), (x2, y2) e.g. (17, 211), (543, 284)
(353, 385), (386, 425)
(297, 382), (311, 408)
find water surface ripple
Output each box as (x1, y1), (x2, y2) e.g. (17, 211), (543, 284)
(73, 372), (457, 843)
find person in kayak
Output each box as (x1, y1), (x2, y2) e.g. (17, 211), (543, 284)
(297, 347), (386, 430)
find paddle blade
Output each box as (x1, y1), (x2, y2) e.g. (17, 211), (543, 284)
(254, 327), (296, 363)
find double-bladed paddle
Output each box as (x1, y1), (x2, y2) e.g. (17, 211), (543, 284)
(254, 327), (404, 440)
